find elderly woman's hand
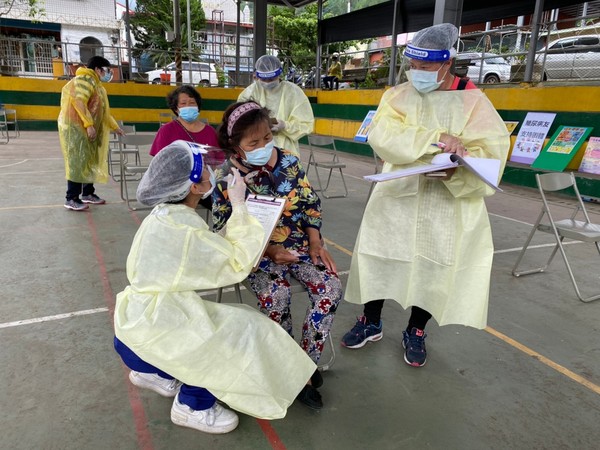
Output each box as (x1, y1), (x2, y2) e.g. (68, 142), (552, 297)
(309, 243), (337, 273)
(265, 245), (299, 265)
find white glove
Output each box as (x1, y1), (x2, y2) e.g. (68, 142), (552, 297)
(270, 120), (286, 133)
(227, 168), (247, 206)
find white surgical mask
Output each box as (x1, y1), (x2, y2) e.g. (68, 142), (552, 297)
(260, 80), (279, 90)
(408, 65), (447, 93)
(201, 167), (216, 199)
(241, 140), (275, 166)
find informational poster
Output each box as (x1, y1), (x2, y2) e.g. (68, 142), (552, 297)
(354, 110), (377, 142)
(531, 126), (593, 171)
(504, 121), (520, 135)
(509, 112), (556, 164)
(578, 136), (600, 175)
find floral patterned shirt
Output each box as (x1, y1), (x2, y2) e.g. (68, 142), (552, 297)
(212, 147), (322, 251)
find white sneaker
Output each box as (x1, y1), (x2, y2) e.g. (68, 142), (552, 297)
(129, 371), (182, 397)
(171, 398), (239, 434)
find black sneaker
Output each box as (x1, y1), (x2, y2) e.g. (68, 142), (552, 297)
(402, 327), (427, 367)
(311, 369), (323, 389)
(340, 315), (383, 349)
(297, 385), (323, 410)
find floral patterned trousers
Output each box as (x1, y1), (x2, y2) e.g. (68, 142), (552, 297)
(247, 255), (342, 363)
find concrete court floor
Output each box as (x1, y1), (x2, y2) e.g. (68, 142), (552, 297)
(1, 131), (600, 450)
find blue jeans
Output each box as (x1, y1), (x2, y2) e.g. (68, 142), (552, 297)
(113, 337), (216, 410)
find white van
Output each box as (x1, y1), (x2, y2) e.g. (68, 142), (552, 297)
(456, 52), (511, 83)
(145, 61), (219, 86)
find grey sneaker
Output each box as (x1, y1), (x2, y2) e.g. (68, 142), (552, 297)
(81, 194), (106, 204)
(64, 199), (89, 211)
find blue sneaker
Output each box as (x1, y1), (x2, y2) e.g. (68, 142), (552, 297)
(402, 327), (427, 367)
(341, 315), (383, 349)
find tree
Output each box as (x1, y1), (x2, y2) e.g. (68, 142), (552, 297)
(0, 0), (44, 18)
(268, 4), (352, 72)
(130, 0), (206, 65)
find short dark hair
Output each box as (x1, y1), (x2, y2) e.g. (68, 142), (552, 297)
(166, 85), (203, 116)
(87, 56), (111, 70)
(216, 100), (271, 154)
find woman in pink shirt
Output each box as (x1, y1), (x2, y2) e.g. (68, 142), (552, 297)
(150, 85), (219, 157)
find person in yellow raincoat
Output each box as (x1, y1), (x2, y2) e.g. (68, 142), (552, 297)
(113, 140), (315, 434)
(340, 24), (510, 367)
(238, 55), (314, 156)
(58, 56), (123, 211)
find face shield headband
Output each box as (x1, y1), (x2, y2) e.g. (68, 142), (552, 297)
(185, 141), (226, 183)
(405, 45), (452, 62)
(256, 67), (283, 79)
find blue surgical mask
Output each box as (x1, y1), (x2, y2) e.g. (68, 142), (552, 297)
(241, 140), (275, 166)
(260, 80), (279, 90)
(179, 106), (199, 122)
(408, 65), (447, 93)
(100, 70), (112, 83)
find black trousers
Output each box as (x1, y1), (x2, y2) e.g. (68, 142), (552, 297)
(66, 180), (95, 201)
(363, 299), (432, 331)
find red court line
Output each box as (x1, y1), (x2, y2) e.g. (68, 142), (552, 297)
(256, 419), (287, 450)
(87, 213), (154, 450)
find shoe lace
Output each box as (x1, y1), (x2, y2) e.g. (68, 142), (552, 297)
(349, 316), (368, 334)
(205, 404), (218, 426)
(166, 379), (180, 390)
(408, 330), (426, 352)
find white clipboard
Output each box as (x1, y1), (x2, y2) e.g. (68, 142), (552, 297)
(245, 195), (287, 269)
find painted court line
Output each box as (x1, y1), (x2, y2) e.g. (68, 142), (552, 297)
(0, 307), (108, 329)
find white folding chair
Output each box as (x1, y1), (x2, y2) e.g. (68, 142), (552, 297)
(109, 124), (139, 181)
(3, 108), (19, 138)
(158, 112), (175, 127)
(216, 278), (336, 371)
(306, 134), (348, 199)
(512, 172), (600, 303)
(117, 134), (155, 210)
(0, 110), (9, 144)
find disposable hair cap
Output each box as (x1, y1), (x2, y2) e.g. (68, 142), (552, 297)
(406, 23), (459, 61)
(255, 55), (283, 79)
(136, 140), (225, 206)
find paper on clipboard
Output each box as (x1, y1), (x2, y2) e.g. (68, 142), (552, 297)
(364, 153), (503, 191)
(245, 195), (287, 268)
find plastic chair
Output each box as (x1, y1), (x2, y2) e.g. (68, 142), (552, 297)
(117, 134), (155, 210)
(216, 278), (336, 371)
(512, 172), (600, 303)
(306, 134), (348, 199)
(0, 110), (9, 144)
(3, 108), (19, 137)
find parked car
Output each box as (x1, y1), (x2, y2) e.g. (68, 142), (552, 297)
(456, 52), (511, 83)
(145, 61), (219, 86)
(541, 35), (600, 80)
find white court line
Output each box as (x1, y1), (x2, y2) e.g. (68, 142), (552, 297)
(0, 307), (109, 329)
(489, 212), (534, 227)
(0, 271), (351, 330)
(494, 241), (580, 254)
(0, 159), (28, 169)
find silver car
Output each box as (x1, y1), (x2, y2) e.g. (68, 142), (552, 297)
(541, 35), (600, 80)
(456, 52), (511, 83)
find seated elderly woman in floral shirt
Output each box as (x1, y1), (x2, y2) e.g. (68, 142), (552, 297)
(212, 100), (342, 411)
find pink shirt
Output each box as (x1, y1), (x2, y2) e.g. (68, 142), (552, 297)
(450, 76), (478, 90)
(150, 120), (219, 156)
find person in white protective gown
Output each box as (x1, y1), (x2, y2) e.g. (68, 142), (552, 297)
(113, 140), (315, 434)
(340, 23), (510, 368)
(238, 55), (314, 156)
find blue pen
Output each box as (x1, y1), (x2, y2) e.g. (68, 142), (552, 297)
(431, 142), (447, 149)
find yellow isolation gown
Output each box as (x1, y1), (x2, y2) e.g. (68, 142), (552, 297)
(345, 82), (510, 329)
(114, 204), (316, 419)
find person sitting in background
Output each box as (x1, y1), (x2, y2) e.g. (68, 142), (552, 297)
(212, 100), (342, 411)
(150, 85), (218, 208)
(237, 55), (314, 156)
(323, 52), (342, 90)
(114, 140), (315, 434)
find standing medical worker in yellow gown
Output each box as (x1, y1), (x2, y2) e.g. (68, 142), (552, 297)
(341, 23), (510, 367)
(238, 55), (314, 156)
(113, 140), (315, 435)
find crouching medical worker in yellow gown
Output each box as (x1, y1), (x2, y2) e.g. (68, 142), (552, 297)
(113, 140), (315, 434)
(341, 23), (510, 367)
